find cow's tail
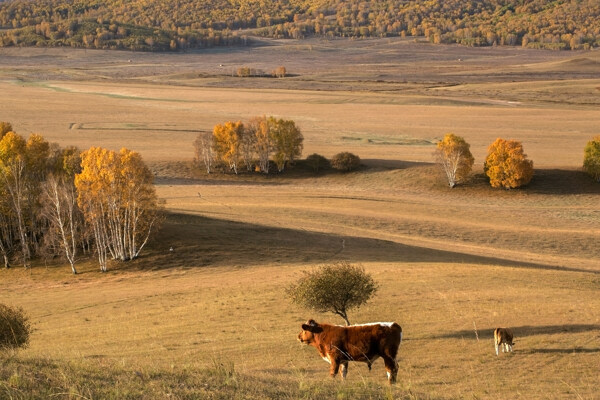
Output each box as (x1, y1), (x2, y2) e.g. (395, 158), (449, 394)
(393, 322), (402, 348)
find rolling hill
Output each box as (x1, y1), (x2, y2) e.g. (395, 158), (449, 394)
(0, 0), (599, 51)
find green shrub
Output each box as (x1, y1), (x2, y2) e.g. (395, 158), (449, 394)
(331, 152), (361, 172)
(305, 153), (330, 173)
(287, 261), (378, 325)
(583, 136), (600, 182)
(0, 304), (31, 351)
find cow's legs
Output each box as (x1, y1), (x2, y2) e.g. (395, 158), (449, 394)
(495, 342), (499, 356)
(329, 359), (340, 379)
(340, 361), (349, 380)
(383, 357), (398, 384)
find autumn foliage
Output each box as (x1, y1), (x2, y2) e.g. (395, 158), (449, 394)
(75, 147), (162, 272)
(0, 0), (598, 51)
(583, 136), (600, 182)
(484, 138), (534, 189)
(435, 133), (474, 188)
(197, 116), (303, 174)
(0, 123), (160, 273)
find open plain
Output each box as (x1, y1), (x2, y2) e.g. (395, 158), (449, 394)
(1, 37), (599, 399)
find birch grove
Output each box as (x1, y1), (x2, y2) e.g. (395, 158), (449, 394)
(75, 147), (162, 272)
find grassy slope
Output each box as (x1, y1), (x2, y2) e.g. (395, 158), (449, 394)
(0, 41), (599, 399)
(2, 167), (599, 399)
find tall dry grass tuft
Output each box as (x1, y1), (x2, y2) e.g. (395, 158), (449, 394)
(0, 355), (421, 399)
(0, 304), (31, 352)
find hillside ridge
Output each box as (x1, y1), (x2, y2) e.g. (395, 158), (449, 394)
(0, 0), (599, 51)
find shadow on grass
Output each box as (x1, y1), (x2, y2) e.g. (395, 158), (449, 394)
(137, 212), (598, 275)
(528, 169), (600, 195)
(152, 158), (435, 187)
(430, 324), (600, 340)
(522, 348), (600, 354)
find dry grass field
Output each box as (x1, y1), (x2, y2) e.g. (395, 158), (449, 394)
(1, 38), (599, 399)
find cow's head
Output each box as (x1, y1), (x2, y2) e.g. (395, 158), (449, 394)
(298, 319), (323, 344)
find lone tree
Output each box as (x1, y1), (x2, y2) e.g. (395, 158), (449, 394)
(0, 303), (31, 351)
(435, 133), (474, 188)
(484, 138), (534, 189)
(287, 261), (378, 326)
(583, 135), (600, 182)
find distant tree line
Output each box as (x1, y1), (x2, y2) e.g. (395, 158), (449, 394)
(0, 122), (162, 273)
(0, 0), (598, 51)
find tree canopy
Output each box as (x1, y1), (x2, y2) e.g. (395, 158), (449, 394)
(484, 138), (534, 189)
(287, 261), (378, 326)
(435, 133), (474, 188)
(75, 147), (162, 272)
(583, 136), (600, 182)
(1, 0), (598, 50)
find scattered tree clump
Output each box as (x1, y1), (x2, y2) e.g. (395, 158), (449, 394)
(75, 147), (163, 272)
(331, 152), (361, 172)
(435, 133), (474, 188)
(0, 123), (162, 273)
(484, 138), (534, 189)
(583, 136), (600, 182)
(196, 116), (303, 175)
(0, 303), (31, 351)
(287, 261), (378, 326)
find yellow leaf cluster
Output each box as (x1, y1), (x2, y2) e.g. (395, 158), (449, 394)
(75, 147), (160, 263)
(484, 138), (534, 189)
(212, 121), (244, 174)
(435, 133), (474, 188)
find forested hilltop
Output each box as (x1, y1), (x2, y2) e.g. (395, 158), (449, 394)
(0, 0), (598, 51)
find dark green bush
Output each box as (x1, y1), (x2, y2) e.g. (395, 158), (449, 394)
(305, 153), (330, 173)
(0, 303), (31, 351)
(331, 152), (361, 172)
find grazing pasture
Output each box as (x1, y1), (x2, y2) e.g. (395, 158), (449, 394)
(0, 38), (599, 398)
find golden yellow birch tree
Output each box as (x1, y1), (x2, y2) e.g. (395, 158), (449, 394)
(248, 116), (272, 173)
(41, 173), (83, 274)
(75, 147), (161, 272)
(484, 138), (534, 189)
(118, 148), (162, 261)
(212, 121), (243, 174)
(0, 131), (30, 266)
(269, 117), (303, 172)
(75, 147), (116, 271)
(435, 133), (475, 188)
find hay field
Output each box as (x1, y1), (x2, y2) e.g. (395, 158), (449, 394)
(1, 38), (599, 398)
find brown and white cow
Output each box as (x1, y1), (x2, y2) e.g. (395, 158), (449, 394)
(494, 327), (514, 356)
(298, 319), (402, 383)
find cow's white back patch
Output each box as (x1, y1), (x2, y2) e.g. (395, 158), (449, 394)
(352, 322), (395, 328)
